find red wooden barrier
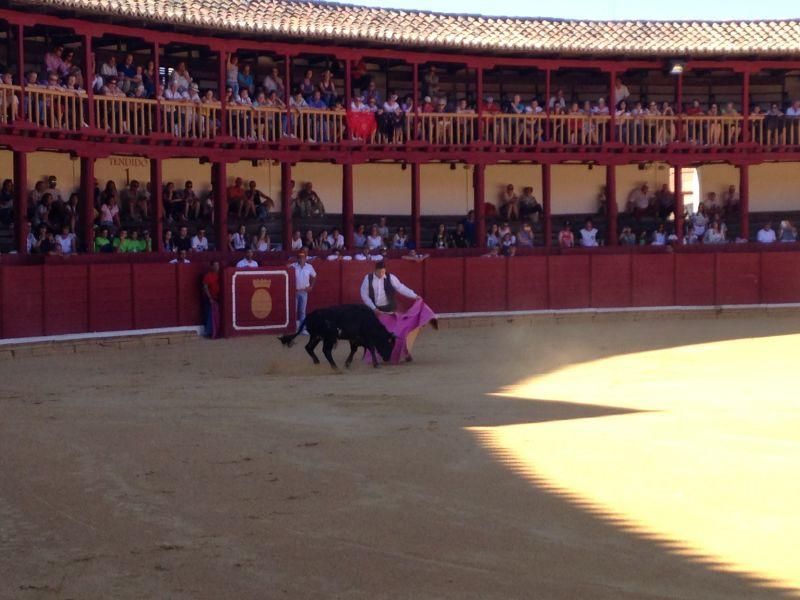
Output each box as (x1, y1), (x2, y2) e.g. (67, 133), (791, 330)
(591, 254), (632, 308)
(632, 254), (674, 307)
(132, 263), (178, 329)
(507, 256), (548, 310)
(88, 263), (134, 332)
(675, 253), (715, 305)
(464, 257), (507, 312)
(1, 267), (44, 338)
(306, 260), (342, 312)
(761, 251), (800, 304)
(548, 255), (590, 309)
(340, 261), (374, 305)
(424, 257), (465, 313)
(716, 253), (760, 305)
(43, 265), (89, 335)
(177, 263), (207, 326)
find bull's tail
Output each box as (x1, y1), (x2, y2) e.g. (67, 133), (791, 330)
(278, 317), (308, 347)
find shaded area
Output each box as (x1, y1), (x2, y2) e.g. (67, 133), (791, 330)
(1, 312), (799, 599)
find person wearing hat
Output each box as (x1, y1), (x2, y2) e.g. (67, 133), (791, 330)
(289, 250), (316, 334)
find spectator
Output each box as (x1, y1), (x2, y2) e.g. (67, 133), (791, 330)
(248, 181), (274, 221)
(651, 222), (668, 245)
(692, 203), (709, 239)
(40, 229), (60, 255)
(705, 192), (723, 217)
(366, 226), (384, 251)
(517, 222), (535, 247)
(402, 249), (429, 262)
(297, 182), (325, 218)
(627, 184), (651, 218)
(612, 78), (630, 108)
(619, 226), (636, 245)
(47, 176), (63, 204)
(486, 223), (500, 248)
(55, 225), (77, 255)
(263, 66), (285, 99)
(558, 221), (575, 248)
(483, 245), (502, 258)
(703, 221), (726, 244)
(163, 182), (184, 223)
(236, 249), (259, 268)
(169, 61), (192, 93)
(163, 229), (176, 252)
(175, 226), (192, 251)
(230, 224), (248, 251)
(94, 227), (113, 253)
(170, 249), (191, 264)
(432, 223), (448, 249)
(100, 56), (118, 82)
(353, 225), (367, 248)
(499, 184), (519, 220)
(779, 220), (798, 242)
(328, 228), (345, 249)
(393, 227), (409, 249)
(122, 180), (147, 220)
(722, 185), (739, 214)
(655, 184), (675, 220)
(28, 224), (48, 253)
(317, 229), (332, 251)
(201, 261), (221, 338)
(757, 221), (777, 244)
(138, 230), (152, 252)
(0, 179), (13, 225)
(252, 226), (271, 252)
(319, 70), (337, 107)
(238, 64), (255, 97)
(113, 229), (136, 252)
(377, 217), (390, 243)
(500, 230), (516, 252)
(303, 229), (317, 250)
(227, 177), (246, 216)
(191, 227), (209, 251)
(99, 194), (120, 234)
(290, 230), (304, 251)
(519, 187), (542, 221)
(579, 219), (599, 247)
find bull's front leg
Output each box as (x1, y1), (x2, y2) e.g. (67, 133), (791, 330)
(322, 337), (338, 370)
(345, 341), (359, 368)
(368, 346), (381, 368)
(305, 336), (322, 364)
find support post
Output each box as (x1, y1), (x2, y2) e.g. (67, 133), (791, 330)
(342, 162), (354, 249)
(411, 162), (421, 248)
(741, 70), (751, 144)
(608, 70), (617, 143)
(606, 164), (617, 245)
(13, 149), (27, 253)
(475, 66), (484, 142)
(16, 24), (25, 124)
(674, 165), (684, 240)
(739, 163), (750, 241)
(281, 162), (292, 250)
(212, 162), (228, 250)
(218, 49), (228, 137)
(153, 41), (161, 134)
(473, 163), (486, 247)
(79, 156), (95, 252)
(150, 157), (163, 251)
(542, 163), (552, 247)
(83, 33), (95, 128)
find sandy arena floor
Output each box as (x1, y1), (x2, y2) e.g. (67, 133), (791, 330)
(2, 312), (800, 600)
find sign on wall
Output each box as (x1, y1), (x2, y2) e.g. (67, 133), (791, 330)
(225, 269), (294, 335)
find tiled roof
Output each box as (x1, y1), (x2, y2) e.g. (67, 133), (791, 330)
(16, 0), (800, 57)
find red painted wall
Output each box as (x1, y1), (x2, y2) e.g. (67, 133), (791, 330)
(3, 249), (800, 340)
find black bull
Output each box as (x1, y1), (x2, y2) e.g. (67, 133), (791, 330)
(279, 304), (396, 369)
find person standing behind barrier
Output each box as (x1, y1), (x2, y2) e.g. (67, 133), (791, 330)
(202, 261), (221, 339)
(289, 250), (316, 334)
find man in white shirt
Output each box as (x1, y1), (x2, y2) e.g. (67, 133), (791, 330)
(757, 222), (777, 244)
(191, 228), (209, 252)
(360, 260), (418, 315)
(327, 228), (345, 249)
(236, 249), (259, 268)
(612, 77), (630, 108)
(169, 249), (191, 264)
(290, 250), (316, 333)
(627, 184), (651, 217)
(722, 185), (739, 213)
(786, 100), (800, 117)
(579, 219), (599, 247)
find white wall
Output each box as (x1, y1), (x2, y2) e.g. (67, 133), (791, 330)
(551, 164), (604, 215)
(750, 163), (800, 212)
(353, 163), (410, 215)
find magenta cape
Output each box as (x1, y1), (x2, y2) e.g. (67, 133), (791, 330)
(366, 298), (437, 364)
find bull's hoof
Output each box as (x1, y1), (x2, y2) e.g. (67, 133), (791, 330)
(372, 363), (380, 369)
(405, 355), (413, 363)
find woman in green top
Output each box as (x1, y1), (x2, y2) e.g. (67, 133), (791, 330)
(94, 227), (113, 253)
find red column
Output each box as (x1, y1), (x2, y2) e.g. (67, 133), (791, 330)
(83, 34), (95, 129)
(741, 70), (750, 144)
(15, 24), (25, 124)
(13, 149), (27, 253)
(411, 162), (421, 248)
(739, 163), (750, 241)
(542, 163), (552, 247)
(150, 157), (163, 251)
(153, 41), (162, 134)
(212, 162), (228, 250)
(606, 164), (617, 245)
(281, 162), (292, 249)
(342, 162), (354, 249)
(473, 163), (486, 247)
(476, 66), (484, 142)
(608, 70), (617, 143)
(218, 49), (228, 137)
(80, 156), (95, 252)
(674, 165), (684, 240)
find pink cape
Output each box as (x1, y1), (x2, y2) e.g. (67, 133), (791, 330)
(366, 298), (437, 364)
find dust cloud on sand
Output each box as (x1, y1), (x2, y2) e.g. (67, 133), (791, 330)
(2, 312), (800, 599)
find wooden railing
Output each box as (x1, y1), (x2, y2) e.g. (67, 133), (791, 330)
(15, 95), (800, 151)
(0, 84), (20, 124)
(25, 86), (85, 131)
